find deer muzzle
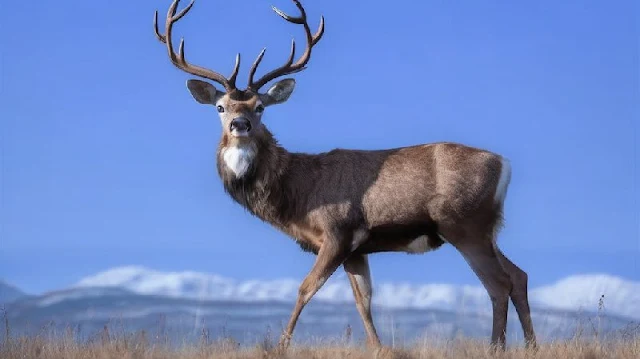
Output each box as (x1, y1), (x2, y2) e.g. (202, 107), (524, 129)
(230, 117), (252, 136)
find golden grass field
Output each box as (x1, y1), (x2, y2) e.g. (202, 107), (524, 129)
(2, 322), (639, 359)
(2, 335), (639, 359)
(3, 298), (639, 359)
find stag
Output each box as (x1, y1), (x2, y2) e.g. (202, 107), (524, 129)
(153, 0), (537, 351)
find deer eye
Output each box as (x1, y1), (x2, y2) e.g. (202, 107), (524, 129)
(216, 105), (225, 113)
(255, 105), (264, 114)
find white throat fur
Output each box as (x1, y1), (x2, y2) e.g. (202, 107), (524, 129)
(222, 145), (256, 178)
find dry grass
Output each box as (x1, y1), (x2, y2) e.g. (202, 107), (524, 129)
(2, 329), (639, 359)
(3, 301), (639, 359)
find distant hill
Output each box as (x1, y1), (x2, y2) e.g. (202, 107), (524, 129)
(2, 267), (639, 347)
(0, 280), (26, 305)
(74, 266), (640, 321)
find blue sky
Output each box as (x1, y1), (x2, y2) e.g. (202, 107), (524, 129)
(1, 0), (638, 294)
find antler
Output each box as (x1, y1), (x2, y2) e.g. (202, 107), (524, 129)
(154, 0), (241, 92)
(247, 0), (325, 91)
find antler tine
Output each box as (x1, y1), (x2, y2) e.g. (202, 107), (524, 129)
(228, 53), (241, 89)
(154, 0), (237, 92)
(172, 0), (194, 22)
(248, 39), (297, 88)
(153, 11), (166, 43)
(247, 48), (267, 88)
(247, 0), (325, 91)
(312, 16), (325, 45)
(272, 1), (305, 24)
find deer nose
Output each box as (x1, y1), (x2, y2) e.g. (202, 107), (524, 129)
(230, 117), (251, 132)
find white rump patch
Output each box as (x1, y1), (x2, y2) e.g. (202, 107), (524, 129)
(494, 157), (512, 205)
(222, 146), (255, 178)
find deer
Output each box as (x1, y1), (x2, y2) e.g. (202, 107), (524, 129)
(153, 0), (537, 351)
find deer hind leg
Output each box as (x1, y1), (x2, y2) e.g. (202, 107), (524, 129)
(453, 239), (512, 350)
(343, 254), (381, 348)
(494, 247), (537, 348)
(278, 238), (350, 351)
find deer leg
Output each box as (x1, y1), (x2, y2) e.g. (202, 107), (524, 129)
(456, 241), (512, 350)
(494, 247), (537, 349)
(343, 254), (381, 348)
(278, 238), (349, 350)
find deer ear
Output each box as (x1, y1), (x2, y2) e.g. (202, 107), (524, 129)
(260, 78), (296, 106)
(186, 79), (222, 105)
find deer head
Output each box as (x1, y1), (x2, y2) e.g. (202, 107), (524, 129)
(153, 0), (324, 146)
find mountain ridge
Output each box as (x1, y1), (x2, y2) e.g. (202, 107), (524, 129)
(0, 280), (27, 305)
(4, 268), (638, 346)
(72, 266), (640, 320)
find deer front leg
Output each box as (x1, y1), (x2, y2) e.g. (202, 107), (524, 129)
(278, 235), (350, 350)
(344, 254), (381, 348)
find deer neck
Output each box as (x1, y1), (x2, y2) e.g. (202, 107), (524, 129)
(216, 129), (292, 225)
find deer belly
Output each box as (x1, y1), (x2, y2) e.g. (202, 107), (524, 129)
(356, 221), (445, 255)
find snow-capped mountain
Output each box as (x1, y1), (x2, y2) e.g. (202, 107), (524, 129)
(71, 266), (499, 315)
(532, 274), (640, 320)
(4, 267), (639, 346)
(74, 266), (640, 320)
